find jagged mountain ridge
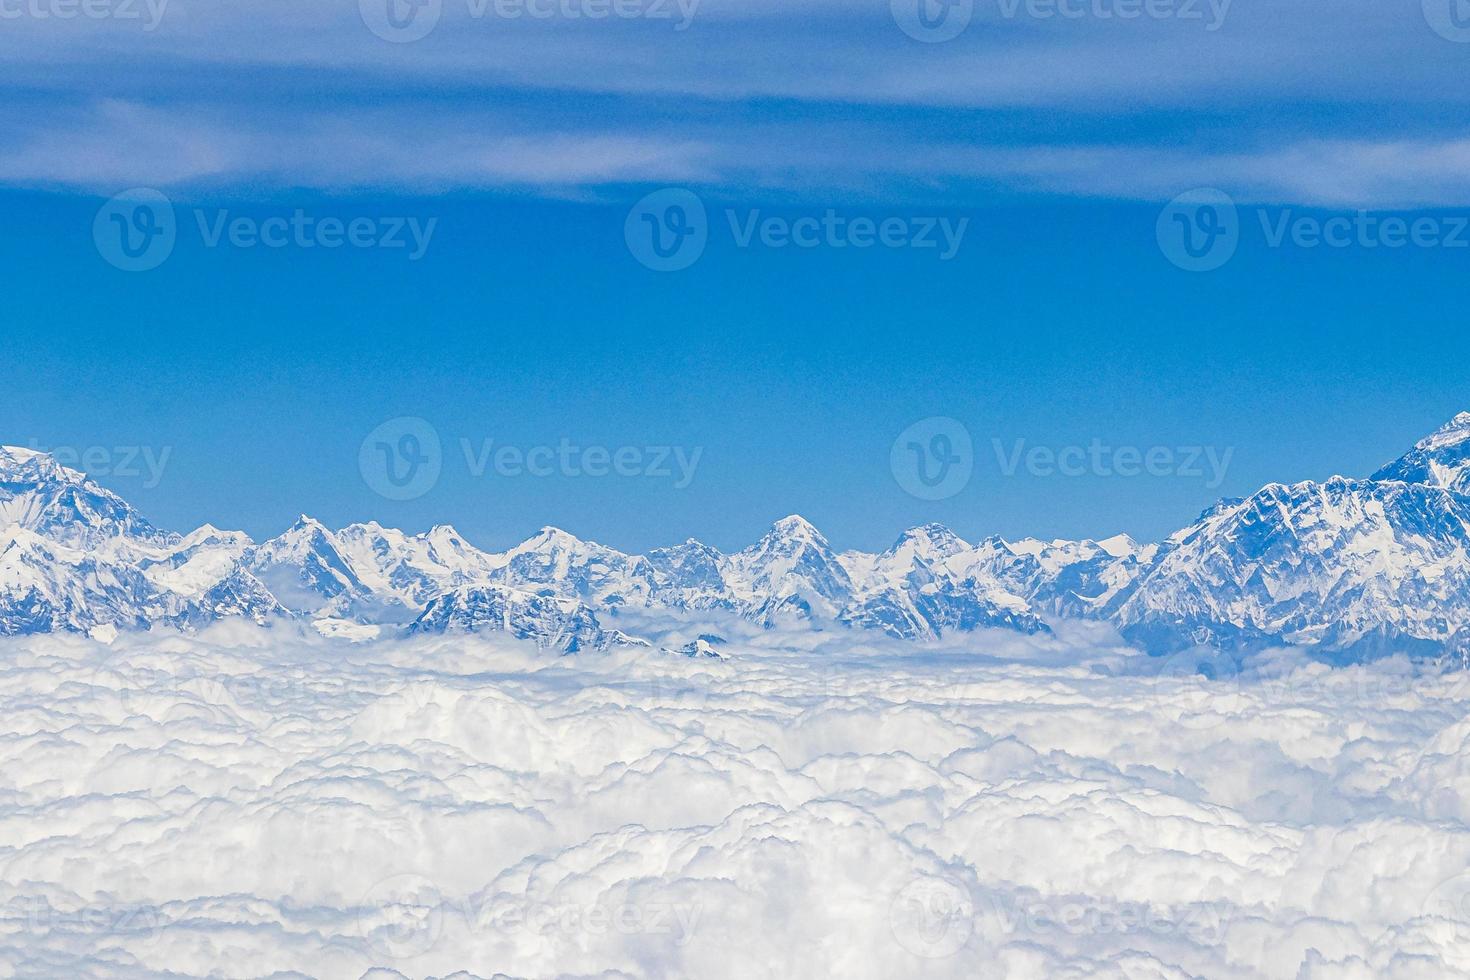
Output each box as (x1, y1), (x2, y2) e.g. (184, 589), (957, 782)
(5, 412), (1470, 656)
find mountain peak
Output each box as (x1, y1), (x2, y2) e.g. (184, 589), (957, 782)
(525, 525), (585, 548)
(885, 523), (967, 559)
(769, 515), (822, 539)
(1417, 411), (1470, 450)
(1372, 412), (1470, 495)
(0, 445), (81, 483)
(425, 523), (469, 544)
(0, 445), (49, 464)
(1095, 533), (1140, 558)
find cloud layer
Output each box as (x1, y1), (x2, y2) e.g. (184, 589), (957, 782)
(3, 623), (1470, 977)
(5, 0), (1470, 204)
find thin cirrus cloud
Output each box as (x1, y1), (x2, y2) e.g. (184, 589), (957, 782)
(3, 0), (1469, 206)
(0, 100), (717, 193)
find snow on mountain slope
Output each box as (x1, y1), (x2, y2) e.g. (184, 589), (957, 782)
(0, 446), (169, 549)
(645, 538), (738, 611)
(9, 411), (1470, 656)
(245, 516), (382, 619)
(488, 526), (662, 609)
(409, 584), (648, 652)
(725, 516), (856, 625)
(840, 525), (1049, 640)
(0, 453), (274, 635)
(333, 521), (497, 607)
(964, 534), (1156, 619)
(1115, 476), (1470, 655)
(0, 525), (158, 634)
(137, 524), (253, 598)
(1373, 410), (1470, 495)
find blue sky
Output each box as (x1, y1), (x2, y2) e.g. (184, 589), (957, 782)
(4, 0), (1470, 552)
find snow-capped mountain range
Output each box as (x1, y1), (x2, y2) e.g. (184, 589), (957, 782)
(6, 413), (1470, 658)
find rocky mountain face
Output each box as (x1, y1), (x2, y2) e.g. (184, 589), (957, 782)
(408, 585), (648, 653)
(5, 413), (1470, 658)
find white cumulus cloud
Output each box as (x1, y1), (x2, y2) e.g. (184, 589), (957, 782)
(0, 623), (1468, 977)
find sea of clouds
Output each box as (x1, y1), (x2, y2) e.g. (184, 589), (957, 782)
(1, 620), (1469, 978)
